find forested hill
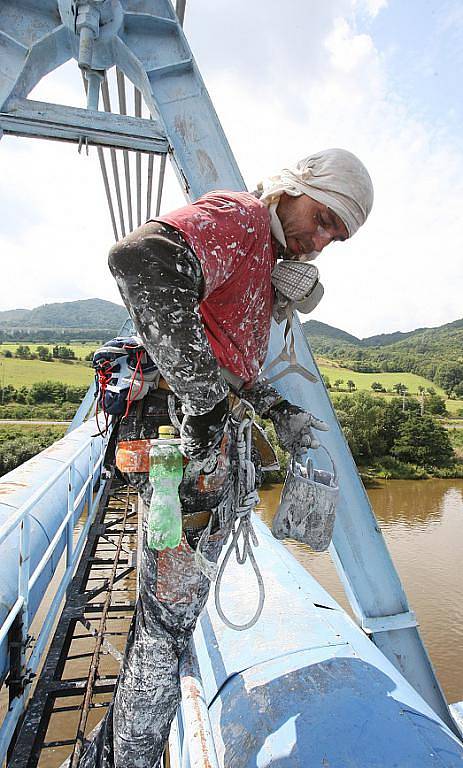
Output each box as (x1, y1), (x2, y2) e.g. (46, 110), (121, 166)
(303, 317), (463, 395)
(0, 299), (127, 331)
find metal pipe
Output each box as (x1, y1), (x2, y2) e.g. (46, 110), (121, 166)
(85, 70), (102, 111)
(146, 152), (154, 220)
(156, 154), (167, 216)
(80, 72), (119, 241)
(179, 642), (220, 768)
(97, 147), (119, 240)
(116, 68), (134, 232)
(78, 26), (94, 71)
(134, 87), (142, 226)
(101, 77), (126, 237)
(176, 0), (187, 26)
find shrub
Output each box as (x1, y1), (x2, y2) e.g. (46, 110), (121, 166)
(392, 414), (454, 467)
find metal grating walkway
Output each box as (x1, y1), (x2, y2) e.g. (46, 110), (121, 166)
(8, 479), (138, 768)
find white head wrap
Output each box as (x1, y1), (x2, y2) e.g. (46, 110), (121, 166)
(259, 148), (374, 240)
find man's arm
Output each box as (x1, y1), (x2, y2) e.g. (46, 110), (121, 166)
(245, 380), (328, 455)
(109, 222), (229, 458)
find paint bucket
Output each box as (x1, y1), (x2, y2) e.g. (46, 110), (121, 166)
(272, 446), (338, 551)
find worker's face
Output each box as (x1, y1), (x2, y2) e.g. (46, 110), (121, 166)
(276, 193), (348, 261)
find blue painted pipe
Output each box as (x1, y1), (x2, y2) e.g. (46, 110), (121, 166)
(192, 518), (463, 766)
(0, 420), (104, 682)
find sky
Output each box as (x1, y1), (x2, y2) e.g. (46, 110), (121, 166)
(0, 0), (462, 338)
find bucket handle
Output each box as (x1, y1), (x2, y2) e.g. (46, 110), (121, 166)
(292, 444), (337, 487)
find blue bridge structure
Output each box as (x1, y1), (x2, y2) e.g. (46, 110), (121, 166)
(0, 1), (462, 765)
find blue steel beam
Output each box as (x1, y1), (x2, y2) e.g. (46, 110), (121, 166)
(0, 0), (458, 737)
(0, 98), (168, 153)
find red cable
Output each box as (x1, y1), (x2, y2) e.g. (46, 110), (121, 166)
(123, 350), (144, 419)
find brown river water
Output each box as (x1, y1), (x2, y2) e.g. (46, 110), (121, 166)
(258, 478), (463, 705)
(1, 478), (462, 765)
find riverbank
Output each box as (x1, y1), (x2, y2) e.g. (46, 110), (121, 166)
(358, 457), (463, 484)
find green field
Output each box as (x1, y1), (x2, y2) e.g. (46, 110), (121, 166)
(317, 361), (463, 415)
(0, 357), (94, 387)
(0, 342), (99, 359)
(317, 361), (447, 397)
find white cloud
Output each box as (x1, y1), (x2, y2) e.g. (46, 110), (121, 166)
(0, 1), (462, 339)
(325, 17), (375, 72)
(359, 0), (388, 18)
(200, 10), (463, 338)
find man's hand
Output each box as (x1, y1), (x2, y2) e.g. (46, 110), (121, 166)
(180, 396), (229, 462)
(270, 400), (328, 458)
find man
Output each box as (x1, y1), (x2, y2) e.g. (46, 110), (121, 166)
(81, 148), (373, 767)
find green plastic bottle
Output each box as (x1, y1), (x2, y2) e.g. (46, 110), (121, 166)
(148, 426), (183, 550)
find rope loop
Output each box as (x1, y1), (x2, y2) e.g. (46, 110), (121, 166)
(214, 405), (265, 631)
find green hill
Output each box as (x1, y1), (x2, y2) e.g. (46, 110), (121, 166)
(303, 316), (463, 357)
(0, 298), (127, 331)
(302, 319), (361, 346)
(303, 316), (463, 396)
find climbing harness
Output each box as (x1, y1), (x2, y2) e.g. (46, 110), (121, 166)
(259, 309), (318, 385)
(272, 444), (339, 551)
(259, 260), (324, 386)
(203, 400), (266, 631)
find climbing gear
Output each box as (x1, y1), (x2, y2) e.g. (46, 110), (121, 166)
(93, 337), (159, 431)
(259, 314), (318, 385)
(259, 260), (323, 386)
(251, 421), (280, 471)
(272, 445), (339, 551)
(211, 401), (265, 631)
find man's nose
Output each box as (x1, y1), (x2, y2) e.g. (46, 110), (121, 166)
(312, 225), (332, 252)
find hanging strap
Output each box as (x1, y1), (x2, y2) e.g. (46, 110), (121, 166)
(210, 401), (266, 631)
(259, 308), (317, 385)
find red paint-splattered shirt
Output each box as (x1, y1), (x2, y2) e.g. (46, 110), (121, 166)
(158, 191), (277, 384)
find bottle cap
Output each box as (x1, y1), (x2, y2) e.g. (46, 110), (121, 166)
(158, 425), (176, 438)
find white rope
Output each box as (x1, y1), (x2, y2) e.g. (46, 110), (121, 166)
(214, 405), (265, 631)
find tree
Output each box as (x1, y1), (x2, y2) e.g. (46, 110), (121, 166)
(15, 345), (31, 359)
(435, 363), (463, 396)
(334, 378), (344, 390)
(334, 392), (387, 461)
(27, 381), (67, 405)
(370, 381), (384, 392)
(392, 415), (454, 467)
(52, 345), (76, 360)
(392, 382), (408, 395)
(36, 345), (52, 361)
(425, 395), (447, 416)
(346, 379), (356, 392)
(0, 385), (17, 404)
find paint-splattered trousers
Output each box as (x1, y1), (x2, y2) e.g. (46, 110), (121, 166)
(79, 497), (231, 768)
